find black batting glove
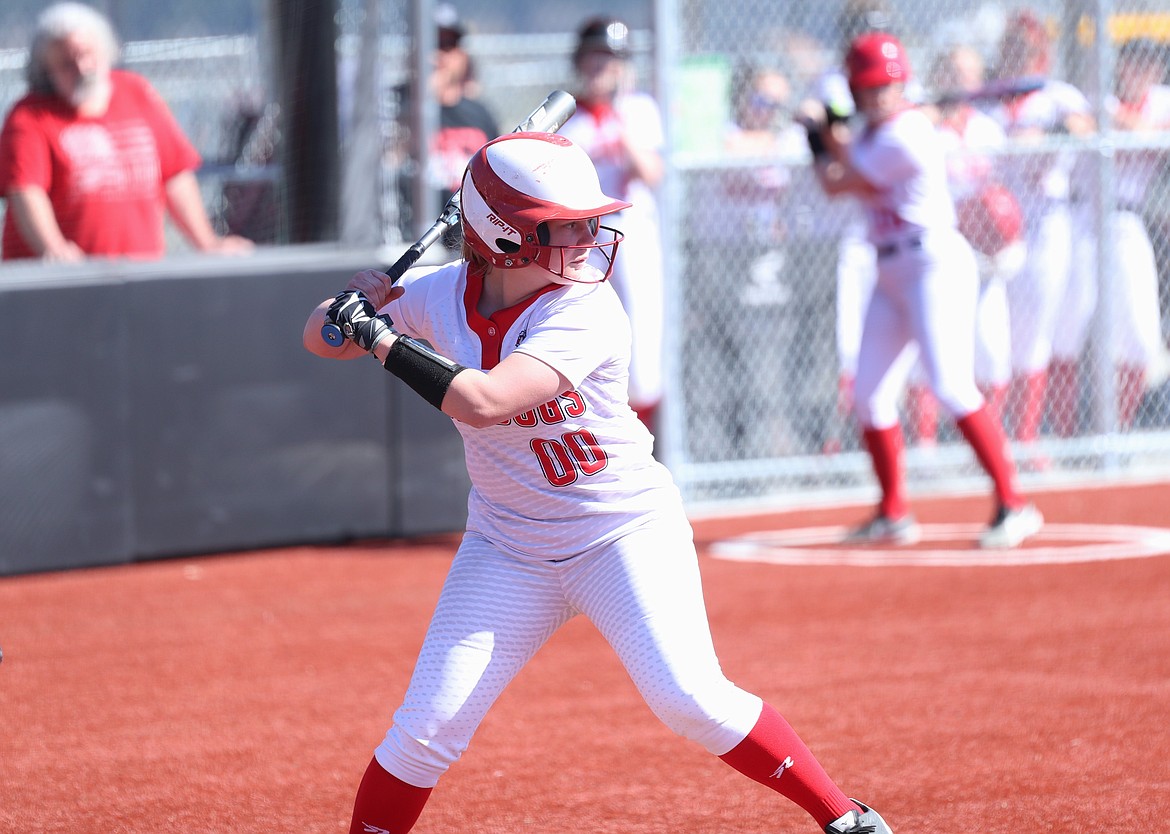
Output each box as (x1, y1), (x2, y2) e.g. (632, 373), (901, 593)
(326, 290), (395, 352)
(802, 122), (829, 160)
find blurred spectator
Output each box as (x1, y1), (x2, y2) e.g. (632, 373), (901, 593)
(986, 9), (1094, 462)
(394, 3), (500, 244)
(0, 2), (253, 262)
(558, 16), (666, 434)
(689, 59), (807, 459)
(724, 61), (806, 159)
(1053, 38), (1170, 434)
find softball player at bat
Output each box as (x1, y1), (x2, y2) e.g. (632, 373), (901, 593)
(1049, 37), (1170, 435)
(800, 32), (1043, 549)
(304, 132), (893, 834)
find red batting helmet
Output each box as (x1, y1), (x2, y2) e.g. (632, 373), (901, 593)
(956, 183), (1023, 256)
(460, 132), (631, 284)
(846, 32), (911, 89)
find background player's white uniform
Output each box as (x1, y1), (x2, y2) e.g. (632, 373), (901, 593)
(559, 94), (666, 412)
(989, 81), (1091, 434)
(1060, 84), (1169, 401)
(849, 108), (985, 428)
(368, 260), (761, 788)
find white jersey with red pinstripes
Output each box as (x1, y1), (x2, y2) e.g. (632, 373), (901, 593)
(849, 107), (957, 246)
(379, 259), (680, 561)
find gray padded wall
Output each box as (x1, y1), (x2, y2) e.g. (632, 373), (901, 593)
(0, 247), (471, 575)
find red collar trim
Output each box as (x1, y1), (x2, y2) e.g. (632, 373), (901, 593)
(462, 265), (560, 369)
(577, 99), (615, 124)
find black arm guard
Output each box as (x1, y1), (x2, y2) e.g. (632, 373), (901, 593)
(383, 336), (468, 410)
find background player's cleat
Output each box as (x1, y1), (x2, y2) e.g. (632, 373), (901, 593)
(825, 799), (893, 834)
(979, 502), (1043, 549)
(844, 513), (921, 546)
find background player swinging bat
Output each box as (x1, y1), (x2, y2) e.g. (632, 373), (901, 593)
(321, 89), (579, 346)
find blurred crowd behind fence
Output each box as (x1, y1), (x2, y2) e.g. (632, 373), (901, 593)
(4, 0), (1170, 509)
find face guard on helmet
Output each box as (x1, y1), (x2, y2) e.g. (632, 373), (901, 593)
(846, 32), (911, 90)
(460, 132), (631, 285)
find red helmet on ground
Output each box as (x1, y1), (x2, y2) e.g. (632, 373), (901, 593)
(956, 183), (1023, 256)
(846, 32), (911, 89)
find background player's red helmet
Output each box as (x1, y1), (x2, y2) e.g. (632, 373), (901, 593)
(846, 32), (911, 89)
(956, 183), (1023, 256)
(460, 132), (631, 284)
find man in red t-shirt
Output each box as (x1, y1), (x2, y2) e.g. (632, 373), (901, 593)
(0, 2), (253, 261)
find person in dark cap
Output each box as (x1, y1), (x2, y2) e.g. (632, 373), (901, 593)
(559, 16), (668, 434)
(394, 3), (499, 242)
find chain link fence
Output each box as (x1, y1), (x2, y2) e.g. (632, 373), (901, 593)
(661, 0), (1170, 504)
(3, 0), (1170, 508)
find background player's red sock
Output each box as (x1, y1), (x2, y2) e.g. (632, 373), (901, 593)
(348, 757), (433, 834)
(633, 401), (659, 434)
(956, 405), (1023, 509)
(979, 382), (1007, 427)
(862, 425), (908, 518)
(1117, 364), (1146, 430)
(906, 384), (938, 445)
(1010, 370), (1047, 442)
(1047, 359), (1080, 437)
(719, 703), (858, 829)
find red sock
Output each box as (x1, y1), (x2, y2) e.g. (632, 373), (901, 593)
(348, 757), (433, 834)
(956, 405), (1023, 509)
(837, 373), (855, 418)
(907, 384), (938, 445)
(719, 703), (858, 829)
(1117, 364), (1146, 430)
(979, 383), (1007, 426)
(1048, 359), (1079, 437)
(1010, 370), (1047, 442)
(862, 425), (907, 518)
(633, 401), (659, 434)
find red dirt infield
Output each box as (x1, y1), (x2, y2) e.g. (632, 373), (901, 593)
(2, 477), (1168, 833)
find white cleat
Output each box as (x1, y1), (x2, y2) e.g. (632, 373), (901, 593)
(979, 502), (1043, 549)
(825, 799), (894, 833)
(844, 514), (921, 546)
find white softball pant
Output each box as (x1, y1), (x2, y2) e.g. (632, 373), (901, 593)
(838, 234), (1011, 388)
(852, 229), (986, 428)
(1007, 206), (1073, 373)
(374, 515), (763, 788)
(1053, 209), (1163, 366)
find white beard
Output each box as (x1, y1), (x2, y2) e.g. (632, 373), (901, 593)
(69, 72), (111, 109)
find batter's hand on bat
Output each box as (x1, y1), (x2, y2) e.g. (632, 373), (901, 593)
(343, 268), (400, 310)
(325, 290), (395, 353)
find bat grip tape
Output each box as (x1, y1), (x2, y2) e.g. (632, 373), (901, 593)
(382, 335), (467, 410)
